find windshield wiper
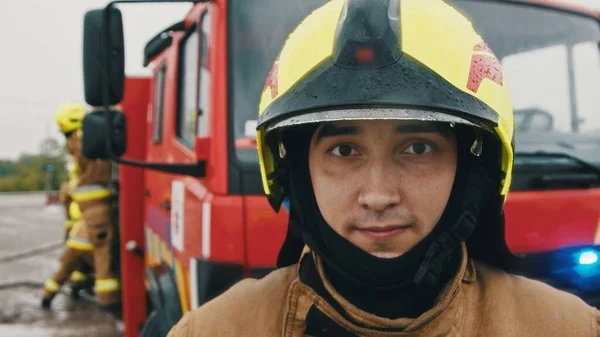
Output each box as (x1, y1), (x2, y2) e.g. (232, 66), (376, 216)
(515, 151), (600, 175)
(514, 151), (600, 188)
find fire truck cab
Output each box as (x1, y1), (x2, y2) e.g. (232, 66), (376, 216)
(80, 1), (600, 336)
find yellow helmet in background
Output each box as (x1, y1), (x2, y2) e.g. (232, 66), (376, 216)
(256, 0), (514, 211)
(55, 102), (86, 134)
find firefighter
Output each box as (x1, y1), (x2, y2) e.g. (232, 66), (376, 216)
(168, 0), (600, 336)
(42, 102), (95, 308)
(68, 107), (122, 319)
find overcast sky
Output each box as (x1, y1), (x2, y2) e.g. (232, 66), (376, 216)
(0, 0), (599, 160)
(0, 0), (191, 160)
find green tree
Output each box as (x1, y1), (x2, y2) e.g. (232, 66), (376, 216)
(0, 160), (17, 178)
(0, 138), (68, 192)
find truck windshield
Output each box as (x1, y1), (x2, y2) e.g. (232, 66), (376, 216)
(229, 0), (600, 164)
(229, 0), (327, 163)
(451, 1), (600, 137)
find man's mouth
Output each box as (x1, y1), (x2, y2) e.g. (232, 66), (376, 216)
(356, 224), (411, 240)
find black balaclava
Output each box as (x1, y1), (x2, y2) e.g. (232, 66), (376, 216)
(278, 122), (493, 318)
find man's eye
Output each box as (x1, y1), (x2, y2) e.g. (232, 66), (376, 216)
(330, 144), (358, 157)
(404, 143), (434, 155)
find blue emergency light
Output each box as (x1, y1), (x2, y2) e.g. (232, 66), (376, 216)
(571, 249), (600, 284)
(549, 248), (600, 292)
(577, 250), (599, 266)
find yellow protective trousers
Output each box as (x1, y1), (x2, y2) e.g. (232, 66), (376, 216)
(71, 184), (121, 307)
(43, 220), (94, 300)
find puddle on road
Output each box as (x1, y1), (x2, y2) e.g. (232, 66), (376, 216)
(0, 286), (120, 337)
(0, 324), (51, 337)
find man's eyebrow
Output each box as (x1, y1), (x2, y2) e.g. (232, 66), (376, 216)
(314, 123), (360, 144)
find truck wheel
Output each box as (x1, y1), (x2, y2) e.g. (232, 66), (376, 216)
(140, 310), (168, 337)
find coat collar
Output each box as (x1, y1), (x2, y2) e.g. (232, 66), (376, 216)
(285, 243), (475, 336)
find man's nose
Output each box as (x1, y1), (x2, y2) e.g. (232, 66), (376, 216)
(358, 163), (401, 213)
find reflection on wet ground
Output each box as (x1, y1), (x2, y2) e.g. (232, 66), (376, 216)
(0, 286), (120, 337)
(0, 194), (120, 337)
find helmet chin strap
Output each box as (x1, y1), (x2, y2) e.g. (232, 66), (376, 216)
(415, 158), (492, 287)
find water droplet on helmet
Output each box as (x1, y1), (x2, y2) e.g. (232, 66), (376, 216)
(279, 142), (287, 159)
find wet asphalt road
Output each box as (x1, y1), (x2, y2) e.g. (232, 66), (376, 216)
(0, 193), (120, 337)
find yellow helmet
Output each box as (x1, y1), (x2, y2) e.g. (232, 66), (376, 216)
(55, 102), (86, 134)
(256, 0), (514, 211)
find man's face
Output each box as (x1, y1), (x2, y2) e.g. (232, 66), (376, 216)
(65, 131), (79, 155)
(308, 119), (457, 259)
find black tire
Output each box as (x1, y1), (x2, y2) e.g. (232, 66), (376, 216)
(141, 310), (169, 337)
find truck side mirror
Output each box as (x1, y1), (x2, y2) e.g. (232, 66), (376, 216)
(79, 1), (207, 177)
(82, 109), (127, 159)
(82, 6), (126, 160)
(83, 7), (125, 107)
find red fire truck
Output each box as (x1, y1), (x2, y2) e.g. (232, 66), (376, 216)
(79, 1), (600, 336)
